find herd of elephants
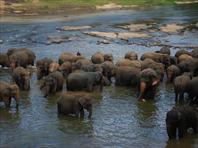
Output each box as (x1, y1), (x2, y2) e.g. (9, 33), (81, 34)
(0, 47), (198, 140)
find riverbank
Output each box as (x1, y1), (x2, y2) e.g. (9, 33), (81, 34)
(0, 0), (198, 17)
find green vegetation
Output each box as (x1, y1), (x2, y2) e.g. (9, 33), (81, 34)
(20, 0), (198, 7)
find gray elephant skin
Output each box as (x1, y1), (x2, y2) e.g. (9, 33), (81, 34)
(57, 92), (92, 118)
(0, 82), (20, 108)
(67, 71), (103, 92)
(41, 71), (64, 97)
(166, 105), (197, 139)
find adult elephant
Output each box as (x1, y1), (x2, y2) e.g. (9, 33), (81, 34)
(116, 59), (141, 70)
(0, 82), (19, 108)
(141, 59), (165, 82)
(91, 52), (104, 64)
(58, 52), (85, 65)
(191, 48), (198, 58)
(9, 51), (30, 69)
(177, 54), (193, 63)
(40, 71), (64, 97)
(178, 58), (198, 76)
(36, 57), (53, 80)
(175, 49), (191, 58)
(186, 76), (198, 105)
(8, 48), (36, 69)
(115, 66), (140, 86)
(138, 68), (159, 101)
(72, 59), (92, 71)
(173, 74), (191, 103)
(159, 46), (171, 55)
(49, 61), (60, 73)
(104, 53), (113, 62)
(140, 52), (170, 68)
(81, 64), (102, 73)
(0, 53), (10, 67)
(59, 61), (72, 79)
(166, 105), (197, 139)
(67, 71), (103, 92)
(12, 66), (30, 90)
(166, 65), (180, 82)
(124, 51), (138, 60)
(57, 92), (92, 118)
(101, 61), (115, 82)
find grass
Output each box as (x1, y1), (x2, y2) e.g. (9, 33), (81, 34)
(20, 0), (196, 7)
(5, 0), (198, 15)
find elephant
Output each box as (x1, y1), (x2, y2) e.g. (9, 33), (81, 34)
(173, 74), (191, 103)
(58, 52), (85, 65)
(191, 48), (198, 58)
(72, 59), (92, 71)
(140, 52), (170, 68)
(175, 49), (191, 58)
(178, 58), (198, 77)
(124, 51), (138, 60)
(40, 71), (64, 97)
(116, 59), (141, 70)
(170, 56), (177, 65)
(0, 82), (19, 108)
(91, 52), (104, 64)
(115, 66), (140, 86)
(138, 68), (159, 101)
(141, 59), (165, 82)
(101, 61), (115, 82)
(186, 76), (198, 105)
(49, 61), (60, 73)
(178, 54), (193, 63)
(7, 48), (36, 69)
(166, 65), (181, 82)
(81, 64), (102, 73)
(12, 66), (30, 90)
(159, 46), (171, 55)
(58, 52), (75, 65)
(57, 92), (92, 118)
(9, 51), (30, 69)
(59, 61), (72, 78)
(67, 71), (103, 92)
(36, 57), (53, 80)
(104, 53), (113, 62)
(0, 53), (10, 67)
(166, 105), (197, 139)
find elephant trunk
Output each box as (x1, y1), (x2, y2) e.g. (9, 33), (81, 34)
(138, 81), (146, 101)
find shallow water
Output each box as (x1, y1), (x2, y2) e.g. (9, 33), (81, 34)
(0, 4), (198, 148)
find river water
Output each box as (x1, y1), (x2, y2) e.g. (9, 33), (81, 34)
(0, 4), (198, 148)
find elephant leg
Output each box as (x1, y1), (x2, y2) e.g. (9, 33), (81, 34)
(4, 97), (11, 108)
(175, 92), (178, 102)
(75, 110), (80, 118)
(178, 125), (186, 139)
(179, 93), (184, 103)
(167, 125), (176, 139)
(80, 108), (84, 118)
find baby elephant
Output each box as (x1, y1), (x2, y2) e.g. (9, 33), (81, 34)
(166, 105), (197, 139)
(57, 92), (92, 118)
(0, 82), (20, 108)
(12, 66), (31, 90)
